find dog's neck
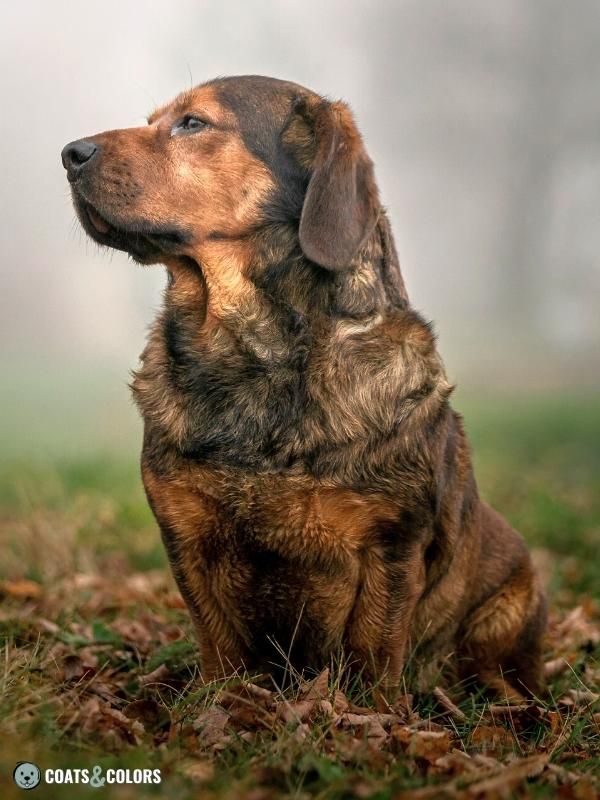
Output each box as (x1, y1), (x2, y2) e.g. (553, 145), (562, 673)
(163, 211), (408, 361)
(132, 212), (449, 478)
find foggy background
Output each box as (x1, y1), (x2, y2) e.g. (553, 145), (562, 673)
(1, 0), (599, 458)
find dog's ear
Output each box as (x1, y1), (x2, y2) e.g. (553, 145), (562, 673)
(286, 97), (380, 270)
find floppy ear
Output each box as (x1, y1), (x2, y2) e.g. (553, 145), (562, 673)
(293, 98), (380, 270)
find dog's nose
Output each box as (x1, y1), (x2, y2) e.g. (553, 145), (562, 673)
(61, 139), (98, 181)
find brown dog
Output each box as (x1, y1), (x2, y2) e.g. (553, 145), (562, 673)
(62, 75), (546, 698)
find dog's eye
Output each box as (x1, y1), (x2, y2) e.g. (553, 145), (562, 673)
(172, 115), (209, 135)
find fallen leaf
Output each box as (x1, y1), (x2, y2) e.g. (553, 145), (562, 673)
(390, 725), (451, 764)
(464, 753), (548, 796)
(277, 698), (316, 725)
(111, 618), (154, 649)
(124, 699), (171, 733)
(408, 730), (452, 764)
(178, 759), (214, 783)
(217, 682), (275, 728)
(333, 689), (350, 714)
(193, 706), (229, 747)
(0, 579), (42, 599)
(37, 617), (60, 634)
(469, 724), (517, 755)
(338, 713), (388, 746)
(140, 663), (170, 686)
(432, 749), (477, 776)
(545, 657), (571, 678)
(433, 686), (466, 722)
(62, 650), (98, 682)
(302, 667), (329, 701)
(566, 689), (599, 707)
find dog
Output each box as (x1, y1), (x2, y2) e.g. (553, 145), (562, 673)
(62, 75), (546, 698)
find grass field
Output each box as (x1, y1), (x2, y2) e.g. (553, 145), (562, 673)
(0, 393), (599, 798)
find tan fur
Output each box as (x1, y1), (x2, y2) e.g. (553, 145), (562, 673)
(64, 75), (547, 698)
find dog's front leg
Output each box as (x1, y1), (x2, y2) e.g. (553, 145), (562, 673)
(142, 464), (250, 680)
(346, 543), (425, 696)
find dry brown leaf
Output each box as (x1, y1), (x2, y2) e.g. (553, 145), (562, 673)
(77, 700), (145, 746)
(293, 722), (310, 742)
(37, 617), (60, 634)
(389, 724), (413, 752)
(469, 724), (517, 755)
(471, 753), (502, 769)
(217, 682), (273, 708)
(164, 591), (186, 609)
(338, 713), (388, 746)
(124, 699), (171, 733)
(547, 763), (587, 787)
(140, 663), (170, 686)
(101, 706), (145, 744)
(193, 706), (229, 747)
(389, 693), (416, 723)
(319, 699), (334, 717)
(554, 606), (600, 651)
(71, 574), (104, 591)
(217, 682), (275, 728)
(62, 650), (98, 682)
(0, 579), (43, 599)
(333, 689), (350, 714)
(411, 719), (448, 733)
(390, 725), (451, 764)
(486, 703), (531, 716)
(302, 667), (329, 701)
(110, 618), (154, 648)
(277, 698), (317, 725)
(178, 759), (215, 783)
(408, 730), (452, 764)
(242, 682), (273, 702)
(545, 657), (571, 678)
(556, 780), (598, 800)
(433, 686), (466, 722)
(566, 689), (599, 707)
(432, 748), (477, 776)
(465, 753), (548, 796)
(396, 754), (549, 799)
(547, 710), (564, 735)
(487, 702), (544, 734)
(347, 703), (377, 715)
(558, 695), (577, 711)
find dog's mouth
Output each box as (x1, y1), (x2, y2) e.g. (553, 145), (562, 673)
(86, 205), (112, 235)
(74, 193), (190, 264)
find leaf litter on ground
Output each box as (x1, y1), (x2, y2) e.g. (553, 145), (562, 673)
(1, 563), (600, 798)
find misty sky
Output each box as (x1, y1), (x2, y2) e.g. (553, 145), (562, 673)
(1, 1), (599, 455)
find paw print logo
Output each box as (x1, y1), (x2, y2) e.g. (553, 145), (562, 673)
(13, 762), (41, 790)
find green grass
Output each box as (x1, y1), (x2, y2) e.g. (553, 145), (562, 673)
(458, 392), (600, 599)
(0, 393), (599, 798)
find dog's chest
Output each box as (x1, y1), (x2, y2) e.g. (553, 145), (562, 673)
(143, 459), (408, 669)
(143, 462), (400, 570)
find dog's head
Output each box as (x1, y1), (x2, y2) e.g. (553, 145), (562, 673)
(62, 75), (380, 273)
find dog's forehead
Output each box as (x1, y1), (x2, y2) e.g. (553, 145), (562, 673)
(209, 75), (313, 113)
(148, 75), (319, 161)
(211, 75), (318, 162)
(147, 85), (231, 125)
(150, 76), (312, 121)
